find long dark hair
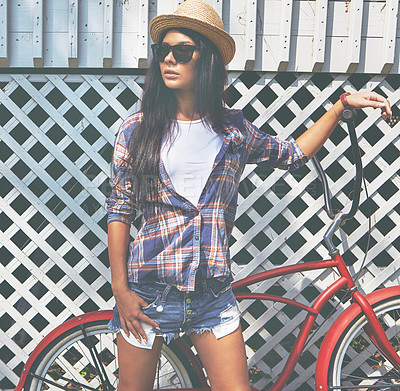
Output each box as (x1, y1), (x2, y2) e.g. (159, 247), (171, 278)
(127, 27), (228, 205)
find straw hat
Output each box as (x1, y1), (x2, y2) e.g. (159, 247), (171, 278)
(149, 0), (235, 66)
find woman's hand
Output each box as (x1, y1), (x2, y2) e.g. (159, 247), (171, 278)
(296, 91), (392, 159)
(346, 92), (392, 120)
(114, 287), (160, 343)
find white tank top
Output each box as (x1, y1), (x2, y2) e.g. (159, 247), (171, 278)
(161, 118), (224, 206)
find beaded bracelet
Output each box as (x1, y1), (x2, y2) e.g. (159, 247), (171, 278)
(340, 92), (351, 108)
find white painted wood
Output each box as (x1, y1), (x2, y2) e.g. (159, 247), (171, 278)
(103, 0), (113, 68)
(346, 0), (364, 73)
(138, 0), (149, 68)
(209, 0), (223, 17)
(0, 0), (399, 72)
(0, 0), (8, 67)
(68, 0), (78, 67)
(381, 0), (399, 73)
(278, 0), (293, 71)
(33, 0), (43, 67)
(0, 198), (109, 310)
(312, 0), (328, 72)
(245, 0), (257, 70)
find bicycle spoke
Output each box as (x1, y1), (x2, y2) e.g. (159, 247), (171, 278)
(29, 373), (100, 391)
(81, 326), (114, 391)
(27, 320), (196, 390)
(328, 297), (400, 391)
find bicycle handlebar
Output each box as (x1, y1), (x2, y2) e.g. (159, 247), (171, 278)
(311, 108), (363, 223)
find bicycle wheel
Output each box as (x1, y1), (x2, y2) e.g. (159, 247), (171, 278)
(327, 295), (400, 390)
(24, 318), (200, 391)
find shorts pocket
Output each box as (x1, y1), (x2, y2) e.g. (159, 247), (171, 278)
(209, 283), (232, 299)
(220, 303), (240, 323)
(130, 283), (160, 310)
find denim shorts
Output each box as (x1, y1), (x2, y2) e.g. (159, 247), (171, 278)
(108, 278), (241, 349)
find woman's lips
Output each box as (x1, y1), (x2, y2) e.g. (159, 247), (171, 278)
(164, 70), (179, 79)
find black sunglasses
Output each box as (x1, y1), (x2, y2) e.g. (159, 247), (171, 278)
(151, 43), (198, 64)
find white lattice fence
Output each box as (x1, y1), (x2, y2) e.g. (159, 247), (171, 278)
(1, 72), (400, 390)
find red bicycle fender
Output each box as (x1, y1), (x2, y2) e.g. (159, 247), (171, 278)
(14, 310), (114, 391)
(314, 286), (400, 391)
(14, 310), (210, 391)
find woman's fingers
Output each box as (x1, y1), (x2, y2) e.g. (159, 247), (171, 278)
(368, 92), (392, 117)
(115, 290), (160, 344)
(129, 318), (148, 343)
(346, 92), (392, 119)
(122, 315), (148, 343)
(140, 312), (161, 330)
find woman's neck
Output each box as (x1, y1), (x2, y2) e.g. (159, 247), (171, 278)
(175, 90), (201, 121)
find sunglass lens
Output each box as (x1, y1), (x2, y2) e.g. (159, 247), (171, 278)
(173, 46), (194, 63)
(154, 45), (170, 62)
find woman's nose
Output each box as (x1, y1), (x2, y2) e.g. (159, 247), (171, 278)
(164, 50), (177, 64)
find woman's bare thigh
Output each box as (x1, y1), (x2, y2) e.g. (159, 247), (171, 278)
(117, 333), (164, 391)
(190, 325), (251, 391)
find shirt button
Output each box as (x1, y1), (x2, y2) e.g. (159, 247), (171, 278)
(195, 235), (199, 240)
(186, 298), (191, 304)
(186, 309), (192, 315)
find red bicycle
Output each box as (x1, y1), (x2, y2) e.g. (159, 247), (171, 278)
(15, 109), (400, 390)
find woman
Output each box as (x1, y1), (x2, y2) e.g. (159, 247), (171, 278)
(106, 1), (391, 390)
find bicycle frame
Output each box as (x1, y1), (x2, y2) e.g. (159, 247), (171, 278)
(232, 252), (400, 391)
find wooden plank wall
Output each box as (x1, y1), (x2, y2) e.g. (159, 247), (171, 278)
(0, 0), (397, 73)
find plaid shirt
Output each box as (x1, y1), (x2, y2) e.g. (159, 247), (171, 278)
(106, 109), (308, 291)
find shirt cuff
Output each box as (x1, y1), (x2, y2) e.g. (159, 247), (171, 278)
(107, 213), (133, 225)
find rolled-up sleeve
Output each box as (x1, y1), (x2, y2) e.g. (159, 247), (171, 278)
(106, 125), (137, 225)
(244, 119), (308, 171)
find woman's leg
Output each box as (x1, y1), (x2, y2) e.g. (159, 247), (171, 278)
(117, 333), (164, 391)
(190, 325), (251, 391)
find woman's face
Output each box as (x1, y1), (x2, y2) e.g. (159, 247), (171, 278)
(159, 30), (200, 93)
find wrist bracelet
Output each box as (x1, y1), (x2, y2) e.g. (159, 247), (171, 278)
(340, 92), (351, 108)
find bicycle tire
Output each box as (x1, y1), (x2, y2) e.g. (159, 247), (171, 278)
(327, 294), (400, 390)
(24, 318), (200, 391)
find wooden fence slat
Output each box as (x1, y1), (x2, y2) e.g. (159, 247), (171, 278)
(0, 160), (111, 280)
(278, 0), (293, 71)
(103, 0), (113, 68)
(0, 0), (7, 67)
(245, 0), (257, 70)
(47, 74), (116, 144)
(138, 0), (149, 68)
(68, 0), (78, 67)
(82, 74), (129, 119)
(33, 0), (44, 67)
(381, 0), (399, 74)
(312, 0), (328, 72)
(12, 75), (112, 176)
(0, 197), (109, 309)
(210, 0), (223, 17)
(0, 129), (108, 247)
(347, 0), (364, 73)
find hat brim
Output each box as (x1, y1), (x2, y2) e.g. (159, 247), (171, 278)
(149, 14), (235, 66)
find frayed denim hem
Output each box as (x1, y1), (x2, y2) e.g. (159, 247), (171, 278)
(186, 314), (241, 340)
(157, 332), (179, 345)
(108, 319), (120, 333)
